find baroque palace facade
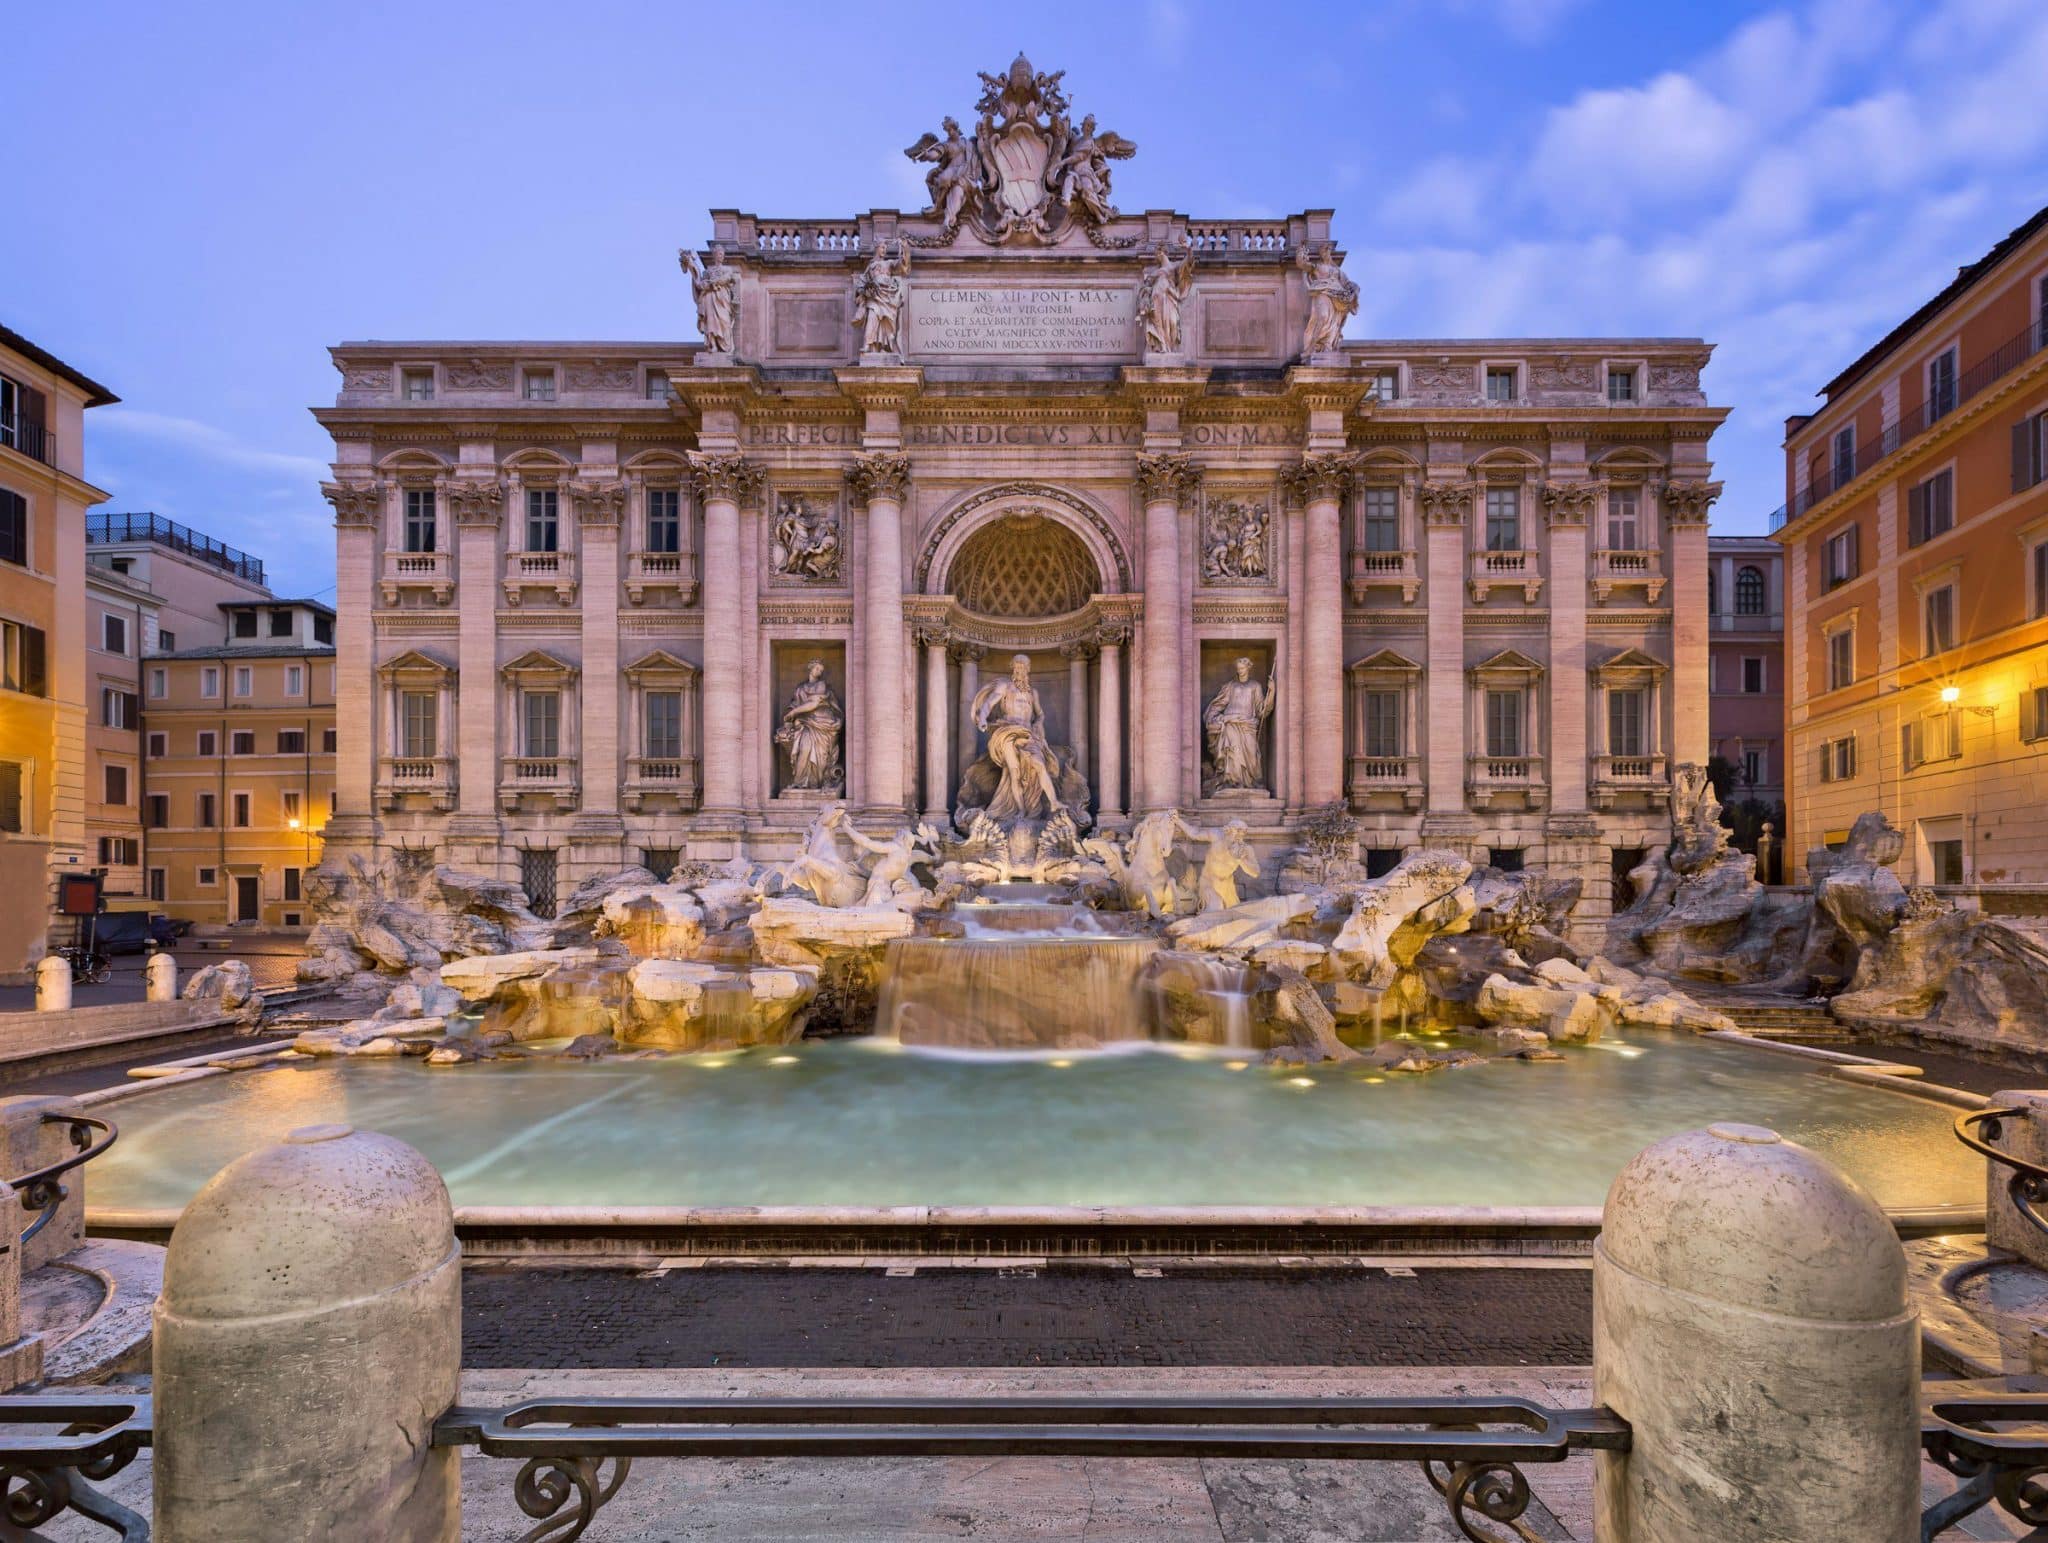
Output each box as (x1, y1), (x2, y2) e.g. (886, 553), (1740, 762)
(315, 58), (1725, 924)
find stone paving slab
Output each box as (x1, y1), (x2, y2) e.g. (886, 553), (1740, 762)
(459, 1263), (1597, 1369)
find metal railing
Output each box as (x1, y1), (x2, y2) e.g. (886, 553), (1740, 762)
(0, 1389), (150, 1538)
(0, 410), (55, 468)
(1787, 316), (2048, 526)
(12, 1112), (116, 1245)
(1954, 1106), (2048, 1240)
(84, 512), (264, 585)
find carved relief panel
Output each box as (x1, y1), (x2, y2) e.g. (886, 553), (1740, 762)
(1198, 491), (1275, 587)
(767, 489), (845, 586)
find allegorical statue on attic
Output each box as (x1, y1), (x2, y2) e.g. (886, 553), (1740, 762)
(904, 55), (1136, 245)
(679, 243), (739, 355)
(1137, 244), (1195, 356)
(854, 241), (911, 355)
(1296, 244), (1359, 358)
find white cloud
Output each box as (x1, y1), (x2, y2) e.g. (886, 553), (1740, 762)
(94, 409), (329, 483)
(1531, 72), (1752, 216)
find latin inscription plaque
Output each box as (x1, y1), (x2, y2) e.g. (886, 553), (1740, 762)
(905, 287), (1137, 357)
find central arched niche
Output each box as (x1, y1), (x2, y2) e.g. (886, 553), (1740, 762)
(946, 512), (1100, 618)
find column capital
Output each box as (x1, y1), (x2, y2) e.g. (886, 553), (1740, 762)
(446, 478), (505, 528)
(1419, 480), (1473, 527)
(1541, 480), (1597, 528)
(1283, 452), (1354, 505)
(1659, 478), (1722, 526)
(568, 480), (628, 527)
(1060, 639), (1096, 662)
(322, 480), (381, 528)
(1134, 451), (1201, 504)
(948, 640), (986, 665)
(1095, 621), (1131, 649)
(912, 621), (950, 649)
(847, 451), (912, 505)
(688, 452), (764, 506)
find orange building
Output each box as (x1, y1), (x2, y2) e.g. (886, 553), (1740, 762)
(1777, 203), (2048, 890)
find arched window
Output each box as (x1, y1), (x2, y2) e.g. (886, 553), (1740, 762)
(1736, 566), (1766, 616)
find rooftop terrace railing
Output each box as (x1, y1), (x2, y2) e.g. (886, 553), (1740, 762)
(84, 511), (265, 586)
(1786, 316), (2048, 526)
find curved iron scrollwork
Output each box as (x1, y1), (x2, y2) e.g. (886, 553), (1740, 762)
(1954, 1106), (2048, 1241)
(512, 1453), (631, 1543)
(0, 1392), (151, 1541)
(13, 1113), (117, 1245)
(1422, 1458), (1537, 1542)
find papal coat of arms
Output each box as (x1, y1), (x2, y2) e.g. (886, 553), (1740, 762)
(904, 54), (1137, 246)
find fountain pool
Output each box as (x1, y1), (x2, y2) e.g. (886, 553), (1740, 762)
(87, 1031), (1977, 1218)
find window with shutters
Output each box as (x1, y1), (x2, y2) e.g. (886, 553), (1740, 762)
(200, 666), (220, 699)
(232, 609), (257, 638)
(1361, 486), (1399, 552)
(526, 488), (559, 552)
(1907, 469), (1954, 547)
(322, 726), (337, 753)
(196, 792), (217, 828)
(144, 794), (168, 829)
(1735, 565), (1766, 615)
(1363, 690), (1402, 757)
(646, 488), (681, 554)
(270, 609), (292, 638)
(196, 730), (217, 757)
(277, 729), (305, 754)
(285, 665), (303, 697)
(2026, 684), (2048, 743)
(231, 791), (252, 828)
(0, 618), (45, 696)
(1827, 627), (1855, 691)
(1743, 657), (1765, 694)
(231, 730), (255, 755)
(0, 489), (24, 569)
(1832, 425), (1856, 489)
(1817, 734), (1856, 783)
(1903, 710), (1961, 771)
(101, 614), (127, 655)
(101, 689), (137, 729)
(403, 488), (437, 553)
(401, 692), (437, 758)
(1824, 526), (1859, 588)
(1607, 688), (1646, 757)
(1484, 690), (1523, 757)
(1927, 348), (1958, 421)
(146, 732), (166, 759)
(232, 666), (252, 698)
(282, 791), (302, 824)
(0, 762), (24, 833)
(147, 868), (166, 902)
(1743, 748), (1765, 787)
(284, 867), (302, 901)
(102, 764), (128, 805)
(147, 667), (167, 699)
(1924, 584), (1957, 656)
(1484, 487), (1520, 551)
(2016, 411), (2048, 495)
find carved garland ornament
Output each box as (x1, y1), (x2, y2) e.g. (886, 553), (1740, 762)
(341, 365), (392, 392)
(688, 453), (764, 505)
(846, 452), (912, 505)
(1134, 452), (1201, 504)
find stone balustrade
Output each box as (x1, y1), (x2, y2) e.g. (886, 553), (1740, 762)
(497, 755), (578, 812)
(1346, 547), (1419, 604)
(1591, 547), (1666, 602)
(624, 550), (698, 605)
(1346, 753), (1424, 810)
(1468, 548), (1543, 602)
(500, 549), (578, 606)
(1468, 753), (1548, 809)
(378, 549), (453, 606)
(378, 756), (457, 812)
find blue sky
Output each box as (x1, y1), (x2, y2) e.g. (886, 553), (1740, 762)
(10, 0), (2048, 597)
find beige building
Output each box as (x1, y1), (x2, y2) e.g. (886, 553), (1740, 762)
(314, 58), (1724, 931)
(143, 599), (336, 927)
(1778, 200), (2048, 890)
(0, 325), (115, 978)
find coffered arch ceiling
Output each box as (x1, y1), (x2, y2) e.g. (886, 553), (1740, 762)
(946, 512), (1101, 618)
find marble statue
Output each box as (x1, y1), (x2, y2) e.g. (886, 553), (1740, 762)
(1055, 114), (1137, 227)
(1296, 244), (1358, 357)
(1137, 244), (1194, 355)
(776, 804), (866, 908)
(1187, 817), (1260, 911)
(954, 653), (1093, 850)
(1203, 658), (1276, 793)
(1124, 809), (1190, 920)
(905, 117), (984, 232)
(853, 823), (942, 911)
(1201, 500), (1269, 584)
(679, 244), (739, 354)
(854, 241), (911, 355)
(771, 496), (841, 582)
(775, 660), (844, 791)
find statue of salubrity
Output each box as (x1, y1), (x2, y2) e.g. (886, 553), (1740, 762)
(854, 241), (911, 356)
(679, 243), (740, 355)
(1203, 656), (1276, 796)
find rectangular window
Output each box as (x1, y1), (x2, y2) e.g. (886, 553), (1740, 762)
(642, 847), (679, 882)
(147, 667), (167, 699)
(1742, 748), (1765, 787)
(277, 729), (305, 754)
(401, 368), (434, 401)
(285, 665), (303, 696)
(269, 609), (292, 638)
(1925, 585), (1957, 655)
(144, 794), (168, 829)
(159, 629), (175, 651)
(200, 667), (220, 699)
(401, 692), (437, 758)
(520, 847), (559, 919)
(1365, 848), (1402, 879)
(322, 726), (337, 753)
(1832, 425), (1856, 488)
(1908, 469), (1954, 547)
(1930, 839), (1965, 886)
(146, 731), (167, 758)
(1361, 486), (1399, 553)
(525, 488), (559, 553)
(1484, 487), (1519, 552)
(1827, 629), (1855, 691)
(314, 614), (332, 645)
(1607, 688), (1645, 757)
(98, 836), (139, 866)
(524, 691), (560, 758)
(646, 488), (681, 555)
(1817, 735), (1857, 783)
(0, 619), (46, 696)
(1487, 847), (1525, 873)
(1825, 526), (1859, 588)
(404, 488), (437, 553)
(0, 489), (27, 568)
(2036, 540), (2048, 619)
(1370, 368), (1399, 402)
(232, 610), (257, 639)
(197, 730), (217, 757)
(522, 369), (556, 402)
(101, 689), (138, 729)
(1485, 367), (1517, 402)
(101, 614), (127, 655)
(147, 868), (166, 902)
(1606, 367), (1636, 403)
(233, 666), (252, 698)
(2028, 684), (2048, 743)
(1742, 656), (1764, 694)
(231, 730), (255, 756)
(0, 762), (20, 833)
(231, 791), (251, 828)
(1363, 690), (1401, 757)
(197, 866), (216, 887)
(645, 371), (673, 401)
(1928, 348), (1958, 421)
(284, 867), (302, 901)
(102, 764), (128, 805)
(1484, 689), (1522, 757)
(197, 792), (217, 828)
(1606, 487), (1639, 550)
(645, 691), (683, 760)
(2016, 412), (2048, 495)
(282, 791), (302, 823)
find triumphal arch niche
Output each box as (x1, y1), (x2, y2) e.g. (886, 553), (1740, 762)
(321, 52), (1724, 920)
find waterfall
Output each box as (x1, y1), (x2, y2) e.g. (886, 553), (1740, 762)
(876, 935), (1163, 1050)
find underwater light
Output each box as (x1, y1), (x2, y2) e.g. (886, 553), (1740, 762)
(1223, 1060), (1249, 1071)
(1049, 1058), (1073, 1068)
(1288, 1077), (1315, 1088)
(769, 1055), (799, 1065)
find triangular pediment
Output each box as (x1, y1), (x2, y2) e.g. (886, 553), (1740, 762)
(1468, 647), (1546, 678)
(377, 648), (454, 680)
(499, 648), (578, 682)
(1592, 646), (1667, 678)
(1348, 647), (1422, 675)
(623, 648), (700, 680)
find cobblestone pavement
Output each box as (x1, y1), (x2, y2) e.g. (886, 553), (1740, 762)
(460, 1262), (1595, 1369)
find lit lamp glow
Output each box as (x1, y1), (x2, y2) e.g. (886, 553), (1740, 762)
(1940, 686), (1960, 704)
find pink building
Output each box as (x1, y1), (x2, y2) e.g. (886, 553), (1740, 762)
(1707, 533), (1784, 868)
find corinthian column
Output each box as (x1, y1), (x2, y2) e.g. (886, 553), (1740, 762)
(1136, 453), (1198, 811)
(850, 452), (912, 817)
(920, 625), (950, 825)
(689, 453), (760, 817)
(1289, 453), (1352, 808)
(1543, 480), (1596, 815)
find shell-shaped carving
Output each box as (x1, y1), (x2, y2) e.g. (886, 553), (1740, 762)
(948, 512), (1100, 618)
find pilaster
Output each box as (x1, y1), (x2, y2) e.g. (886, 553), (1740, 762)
(324, 479), (381, 833)
(1420, 480), (1473, 821)
(1543, 480), (1596, 815)
(1285, 453), (1352, 809)
(1135, 452), (1199, 811)
(1663, 478), (1719, 766)
(448, 477), (504, 827)
(570, 480), (626, 823)
(690, 452), (763, 824)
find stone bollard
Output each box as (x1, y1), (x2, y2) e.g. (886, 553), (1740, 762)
(34, 955), (69, 1012)
(154, 1124), (461, 1542)
(144, 952), (178, 1003)
(1593, 1123), (1919, 1541)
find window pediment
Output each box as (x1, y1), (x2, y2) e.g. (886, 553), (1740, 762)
(623, 648), (701, 684)
(1348, 647), (1422, 678)
(1467, 647), (1546, 683)
(1590, 646), (1667, 682)
(377, 648), (455, 684)
(500, 648), (579, 685)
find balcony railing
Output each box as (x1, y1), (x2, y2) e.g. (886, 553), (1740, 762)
(1346, 548), (1419, 604)
(1592, 752), (1670, 810)
(1467, 753), (1547, 809)
(1346, 753), (1423, 810)
(625, 754), (702, 811)
(1591, 549), (1665, 602)
(85, 511), (265, 585)
(1468, 548), (1542, 602)
(0, 410), (54, 469)
(378, 755), (456, 811)
(625, 550), (698, 605)
(1786, 315), (2048, 525)
(1712, 609), (1782, 632)
(501, 549), (578, 606)
(499, 754), (579, 811)
(380, 549), (453, 606)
